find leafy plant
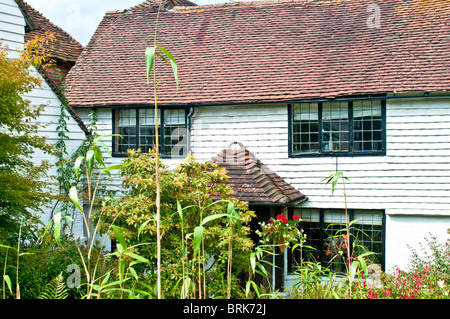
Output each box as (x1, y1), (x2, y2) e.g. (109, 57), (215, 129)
(255, 214), (305, 253)
(96, 151), (255, 299)
(38, 273), (68, 299)
(0, 35), (59, 244)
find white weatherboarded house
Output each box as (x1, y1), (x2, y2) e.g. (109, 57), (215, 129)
(0, 0), (87, 237)
(65, 0), (450, 286)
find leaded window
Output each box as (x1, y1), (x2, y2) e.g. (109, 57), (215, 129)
(289, 99), (385, 156)
(113, 108), (188, 157)
(292, 209), (385, 273)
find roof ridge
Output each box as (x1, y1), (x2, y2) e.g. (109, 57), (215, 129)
(173, 0), (340, 11)
(123, 0), (197, 13)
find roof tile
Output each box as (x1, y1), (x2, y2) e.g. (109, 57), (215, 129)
(210, 142), (306, 205)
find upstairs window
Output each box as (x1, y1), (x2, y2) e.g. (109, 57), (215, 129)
(112, 108), (188, 157)
(289, 99), (386, 157)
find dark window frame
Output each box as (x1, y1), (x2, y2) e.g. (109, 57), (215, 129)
(111, 107), (189, 158)
(288, 98), (387, 158)
(288, 208), (386, 272)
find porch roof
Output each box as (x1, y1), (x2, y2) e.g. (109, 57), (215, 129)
(210, 142), (307, 206)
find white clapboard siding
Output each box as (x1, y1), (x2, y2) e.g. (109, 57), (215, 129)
(189, 99), (450, 217)
(0, 0), (24, 52)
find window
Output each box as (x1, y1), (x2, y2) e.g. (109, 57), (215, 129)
(291, 209), (385, 273)
(289, 99), (385, 156)
(112, 108), (188, 157)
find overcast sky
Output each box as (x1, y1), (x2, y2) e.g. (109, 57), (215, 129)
(25, 0), (237, 46)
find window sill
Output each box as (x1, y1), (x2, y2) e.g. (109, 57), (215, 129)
(289, 151), (386, 158)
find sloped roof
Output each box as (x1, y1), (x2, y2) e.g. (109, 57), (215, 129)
(14, 0), (89, 135)
(15, 0), (84, 64)
(65, 0), (450, 108)
(210, 142), (306, 205)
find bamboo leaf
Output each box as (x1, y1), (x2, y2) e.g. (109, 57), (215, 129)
(177, 200), (183, 221)
(53, 212), (62, 245)
(157, 46), (178, 89)
(145, 47), (156, 83)
(111, 225), (127, 251)
(200, 213), (230, 226)
(74, 156), (84, 179)
(86, 149), (95, 177)
(93, 134), (122, 145)
(69, 186), (83, 213)
(3, 275), (12, 294)
(123, 252), (149, 264)
(193, 226), (203, 258)
(102, 162), (132, 173)
(138, 218), (154, 238)
(92, 146), (105, 168)
(250, 252), (256, 273)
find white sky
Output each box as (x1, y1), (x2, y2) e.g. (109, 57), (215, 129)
(25, 0), (238, 46)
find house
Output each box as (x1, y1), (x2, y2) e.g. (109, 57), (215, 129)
(64, 0), (450, 286)
(0, 0), (88, 237)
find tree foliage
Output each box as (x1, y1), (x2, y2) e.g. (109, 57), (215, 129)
(0, 34), (58, 243)
(95, 151), (256, 298)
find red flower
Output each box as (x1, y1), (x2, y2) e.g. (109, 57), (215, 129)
(384, 290), (392, 296)
(283, 218), (288, 223)
(368, 291), (378, 299)
(276, 214), (285, 221)
(293, 214), (300, 220)
(342, 244), (348, 250)
(325, 251), (332, 256)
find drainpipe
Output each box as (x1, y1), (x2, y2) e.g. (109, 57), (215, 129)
(187, 106), (195, 154)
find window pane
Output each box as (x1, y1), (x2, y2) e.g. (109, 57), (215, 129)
(140, 109), (161, 154)
(322, 102), (349, 152)
(164, 109), (187, 157)
(352, 210), (383, 265)
(292, 103), (319, 153)
(114, 109), (136, 153)
(297, 209), (321, 263)
(353, 100), (382, 152)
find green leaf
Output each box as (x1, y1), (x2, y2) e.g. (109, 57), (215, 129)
(145, 47), (156, 83)
(193, 226), (203, 258)
(129, 267), (138, 280)
(157, 46), (178, 89)
(74, 156), (84, 179)
(3, 275), (12, 294)
(93, 134), (122, 145)
(177, 200), (183, 221)
(250, 252), (256, 273)
(53, 212), (62, 245)
(124, 252), (149, 264)
(200, 213), (230, 226)
(349, 261), (360, 282)
(111, 225), (127, 251)
(86, 149), (95, 177)
(92, 146), (105, 168)
(138, 218), (154, 238)
(69, 186), (83, 213)
(102, 162), (132, 173)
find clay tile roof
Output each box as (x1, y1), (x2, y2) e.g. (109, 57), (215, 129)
(15, 0), (84, 64)
(65, 0), (450, 108)
(210, 142), (307, 205)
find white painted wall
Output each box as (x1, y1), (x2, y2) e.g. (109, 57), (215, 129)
(1, 0), (86, 238)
